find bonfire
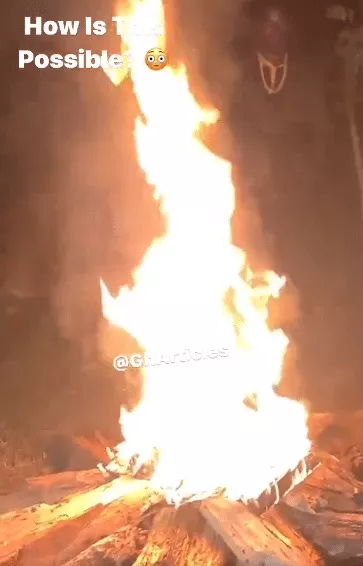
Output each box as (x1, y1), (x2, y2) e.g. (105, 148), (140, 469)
(101, 0), (311, 508)
(1, 1), (363, 565)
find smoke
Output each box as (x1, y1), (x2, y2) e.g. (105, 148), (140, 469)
(3, 0), (290, 367)
(1, 8), (61, 300)
(166, 0), (243, 111)
(164, 0), (273, 272)
(165, 0), (303, 401)
(1, 1), (122, 358)
(47, 3), (164, 362)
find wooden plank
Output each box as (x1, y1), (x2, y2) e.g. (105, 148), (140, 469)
(266, 508), (325, 566)
(280, 464), (363, 564)
(282, 463), (363, 513)
(0, 470), (107, 514)
(200, 498), (321, 565)
(60, 525), (144, 566)
(280, 504), (363, 564)
(134, 505), (231, 566)
(0, 476), (156, 566)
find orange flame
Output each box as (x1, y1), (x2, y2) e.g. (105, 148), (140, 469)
(101, 0), (310, 501)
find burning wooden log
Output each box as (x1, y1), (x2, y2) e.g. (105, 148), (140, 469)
(133, 505), (231, 566)
(1, 415), (363, 566)
(242, 454), (319, 515)
(94, 411), (363, 515)
(279, 463), (363, 564)
(201, 498), (324, 565)
(109, 448), (319, 513)
(0, 457), (362, 565)
(0, 475), (156, 566)
(0, 470), (108, 515)
(200, 458), (363, 565)
(60, 526), (145, 566)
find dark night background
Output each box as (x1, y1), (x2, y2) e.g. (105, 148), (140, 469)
(0, 0), (363, 481)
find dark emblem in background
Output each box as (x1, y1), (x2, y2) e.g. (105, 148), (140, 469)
(257, 52), (288, 94)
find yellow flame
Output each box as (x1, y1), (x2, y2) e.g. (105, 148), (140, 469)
(101, 0), (310, 501)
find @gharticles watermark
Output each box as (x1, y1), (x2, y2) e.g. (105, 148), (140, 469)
(113, 347), (229, 372)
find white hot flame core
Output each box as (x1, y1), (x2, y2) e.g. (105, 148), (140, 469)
(101, 0), (310, 502)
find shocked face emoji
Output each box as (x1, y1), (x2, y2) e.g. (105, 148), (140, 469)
(145, 48), (168, 71)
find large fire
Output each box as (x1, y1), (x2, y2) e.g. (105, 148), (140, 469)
(101, 0), (310, 504)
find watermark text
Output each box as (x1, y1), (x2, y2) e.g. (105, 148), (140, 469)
(113, 347), (229, 372)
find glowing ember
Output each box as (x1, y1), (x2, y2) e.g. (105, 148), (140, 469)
(101, 0), (310, 503)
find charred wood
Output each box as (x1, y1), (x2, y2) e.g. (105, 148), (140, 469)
(279, 464), (363, 564)
(60, 526), (146, 566)
(133, 505), (232, 566)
